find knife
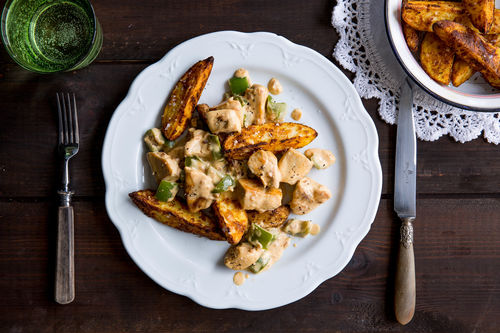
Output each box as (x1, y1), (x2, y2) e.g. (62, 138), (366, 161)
(394, 78), (416, 325)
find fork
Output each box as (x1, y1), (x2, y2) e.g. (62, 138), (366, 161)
(55, 93), (79, 304)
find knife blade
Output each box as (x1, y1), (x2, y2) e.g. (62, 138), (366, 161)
(394, 77), (416, 325)
(394, 78), (416, 219)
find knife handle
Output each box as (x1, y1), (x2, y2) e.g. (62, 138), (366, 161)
(395, 217), (415, 325)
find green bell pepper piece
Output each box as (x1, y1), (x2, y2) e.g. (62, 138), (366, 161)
(249, 252), (271, 273)
(247, 224), (274, 250)
(283, 219), (312, 237)
(155, 180), (177, 202)
(184, 156), (200, 167)
(233, 95), (249, 107)
(228, 77), (250, 95)
(266, 96), (287, 122)
(208, 134), (223, 160)
(212, 175), (235, 193)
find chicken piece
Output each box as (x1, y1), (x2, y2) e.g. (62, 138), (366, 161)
(167, 146), (185, 161)
(245, 84), (268, 125)
(237, 178), (282, 212)
(224, 242), (264, 270)
(184, 128), (212, 159)
(211, 97), (244, 125)
(290, 177), (332, 215)
(206, 109), (242, 134)
(260, 230), (290, 272)
(247, 150), (281, 188)
(304, 148), (336, 169)
(196, 103), (210, 121)
(278, 148), (313, 185)
(146, 152), (181, 183)
(206, 165), (224, 184)
(185, 166), (215, 212)
(144, 128), (166, 152)
(228, 159), (248, 179)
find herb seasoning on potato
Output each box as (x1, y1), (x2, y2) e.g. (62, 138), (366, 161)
(402, 0), (500, 89)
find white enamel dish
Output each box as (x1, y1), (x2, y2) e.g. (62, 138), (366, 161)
(102, 31), (382, 310)
(385, 0), (500, 111)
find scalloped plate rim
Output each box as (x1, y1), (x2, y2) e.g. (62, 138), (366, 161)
(102, 30), (382, 310)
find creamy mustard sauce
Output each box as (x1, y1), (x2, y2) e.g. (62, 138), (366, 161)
(291, 108), (302, 121)
(233, 271), (246, 286)
(267, 78), (283, 95)
(144, 67), (335, 280)
(310, 223), (321, 236)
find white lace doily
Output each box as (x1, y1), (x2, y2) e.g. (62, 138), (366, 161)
(332, 0), (500, 144)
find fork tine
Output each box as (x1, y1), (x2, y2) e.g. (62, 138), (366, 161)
(66, 93), (74, 144)
(56, 93), (63, 145)
(71, 93), (79, 144)
(61, 92), (69, 144)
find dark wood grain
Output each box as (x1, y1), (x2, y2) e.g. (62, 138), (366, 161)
(1, 0), (500, 331)
(1, 199), (499, 332)
(1, 63), (500, 198)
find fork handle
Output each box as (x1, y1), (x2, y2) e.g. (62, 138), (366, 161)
(55, 202), (75, 304)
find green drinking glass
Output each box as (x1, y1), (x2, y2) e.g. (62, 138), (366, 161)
(1, 0), (102, 73)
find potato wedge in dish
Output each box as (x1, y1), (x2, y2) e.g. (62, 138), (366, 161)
(483, 71), (500, 88)
(420, 32), (455, 85)
(403, 21), (420, 52)
(451, 31), (500, 88)
(433, 20), (500, 77)
(490, 9), (500, 34)
(402, 1), (464, 32)
(463, 0), (495, 33)
(247, 205), (290, 229)
(223, 122), (317, 160)
(451, 58), (475, 87)
(161, 57), (214, 140)
(213, 196), (249, 245)
(450, 15), (481, 87)
(129, 189), (225, 241)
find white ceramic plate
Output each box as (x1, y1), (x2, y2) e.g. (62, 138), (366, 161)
(385, 0), (500, 111)
(102, 31), (382, 310)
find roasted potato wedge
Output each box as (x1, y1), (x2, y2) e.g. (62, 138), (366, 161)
(403, 2), (500, 35)
(490, 9), (500, 34)
(402, 1), (464, 32)
(450, 15), (480, 87)
(433, 20), (500, 77)
(482, 71), (500, 88)
(420, 32), (455, 85)
(403, 21), (420, 52)
(223, 122), (317, 160)
(161, 57), (214, 140)
(247, 206), (290, 229)
(129, 189), (225, 241)
(451, 58), (475, 87)
(454, 13), (482, 34)
(482, 34), (500, 87)
(213, 195), (249, 245)
(463, 0), (495, 33)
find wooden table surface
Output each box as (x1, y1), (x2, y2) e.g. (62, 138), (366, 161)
(1, 1), (500, 332)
